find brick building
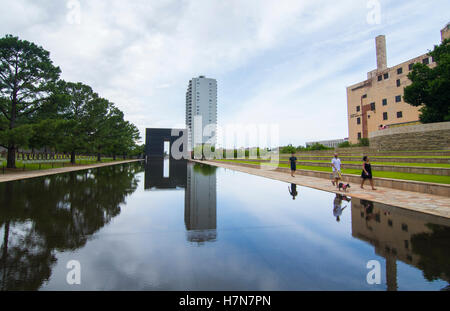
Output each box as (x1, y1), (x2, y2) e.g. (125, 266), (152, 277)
(346, 23), (450, 144)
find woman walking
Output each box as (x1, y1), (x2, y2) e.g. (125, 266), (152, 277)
(289, 152), (297, 177)
(361, 156), (377, 190)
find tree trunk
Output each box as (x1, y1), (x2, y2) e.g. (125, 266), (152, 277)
(113, 154), (116, 161)
(1, 220), (10, 291)
(6, 147), (16, 169)
(2, 221), (9, 260)
(97, 153), (101, 162)
(71, 150), (76, 164)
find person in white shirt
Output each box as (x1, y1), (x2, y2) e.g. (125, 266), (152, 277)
(333, 194), (350, 222)
(331, 153), (341, 188)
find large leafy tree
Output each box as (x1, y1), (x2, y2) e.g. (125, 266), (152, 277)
(104, 107), (141, 160)
(27, 90), (70, 156)
(0, 35), (61, 168)
(56, 81), (98, 164)
(128, 143), (145, 158)
(83, 97), (111, 162)
(121, 122), (141, 158)
(404, 39), (450, 123)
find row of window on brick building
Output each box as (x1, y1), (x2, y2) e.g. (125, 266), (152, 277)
(356, 111), (403, 126)
(376, 56), (433, 82)
(356, 94), (403, 114)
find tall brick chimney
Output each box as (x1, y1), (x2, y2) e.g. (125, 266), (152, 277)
(376, 35), (387, 71)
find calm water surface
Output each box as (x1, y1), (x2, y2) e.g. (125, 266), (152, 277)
(0, 160), (449, 291)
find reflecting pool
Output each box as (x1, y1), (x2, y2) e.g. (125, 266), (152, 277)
(0, 160), (449, 291)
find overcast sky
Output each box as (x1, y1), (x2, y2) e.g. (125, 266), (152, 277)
(1, 0), (449, 147)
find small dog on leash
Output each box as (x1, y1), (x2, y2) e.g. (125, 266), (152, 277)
(338, 183), (351, 192)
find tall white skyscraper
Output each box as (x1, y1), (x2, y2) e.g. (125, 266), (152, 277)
(185, 76), (217, 151)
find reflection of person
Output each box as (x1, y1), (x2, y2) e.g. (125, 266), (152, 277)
(289, 152), (297, 177)
(361, 156), (377, 190)
(331, 153), (342, 188)
(333, 194), (350, 222)
(288, 183), (298, 200)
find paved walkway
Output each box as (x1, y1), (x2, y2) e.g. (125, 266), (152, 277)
(193, 160), (450, 219)
(0, 159), (143, 183)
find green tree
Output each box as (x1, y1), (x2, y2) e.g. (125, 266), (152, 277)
(338, 141), (351, 148)
(27, 88), (71, 156)
(56, 81), (98, 164)
(306, 143), (331, 151)
(83, 97), (111, 162)
(404, 39), (450, 123)
(0, 35), (61, 168)
(103, 107), (141, 160)
(280, 144), (296, 154)
(29, 119), (67, 156)
(128, 143), (145, 158)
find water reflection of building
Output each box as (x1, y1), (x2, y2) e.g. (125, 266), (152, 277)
(351, 198), (450, 291)
(144, 160), (217, 244)
(184, 164), (217, 243)
(144, 159), (187, 190)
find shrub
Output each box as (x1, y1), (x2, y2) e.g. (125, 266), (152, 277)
(338, 141), (351, 148)
(358, 138), (370, 146)
(280, 144), (297, 154)
(307, 143), (332, 151)
(337, 139), (369, 148)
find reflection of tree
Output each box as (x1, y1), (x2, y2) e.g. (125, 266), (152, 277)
(411, 224), (450, 283)
(1, 221), (55, 291)
(193, 163), (217, 176)
(0, 162), (143, 290)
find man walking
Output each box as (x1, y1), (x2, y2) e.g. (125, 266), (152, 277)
(331, 153), (341, 188)
(289, 152), (297, 177)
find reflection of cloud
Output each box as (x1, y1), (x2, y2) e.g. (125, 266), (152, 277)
(38, 165), (448, 290)
(41, 231), (285, 290)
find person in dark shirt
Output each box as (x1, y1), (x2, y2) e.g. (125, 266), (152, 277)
(288, 183), (298, 200)
(289, 152), (297, 177)
(361, 156), (377, 190)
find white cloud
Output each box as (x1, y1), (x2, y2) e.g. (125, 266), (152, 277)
(0, 0), (449, 146)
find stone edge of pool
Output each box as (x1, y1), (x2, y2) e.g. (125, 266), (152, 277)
(0, 159), (144, 183)
(190, 159), (450, 219)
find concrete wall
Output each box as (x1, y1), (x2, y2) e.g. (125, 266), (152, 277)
(370, 121), (450, 151)
(145, 128), (187, 158)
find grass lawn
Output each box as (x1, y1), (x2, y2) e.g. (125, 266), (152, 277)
(276, 159), (450, 168)
(231, 157), (450, 168)
(291, 150), (450, 154)
(280, 155), (450, 159)
(218, 159), (450, 185)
